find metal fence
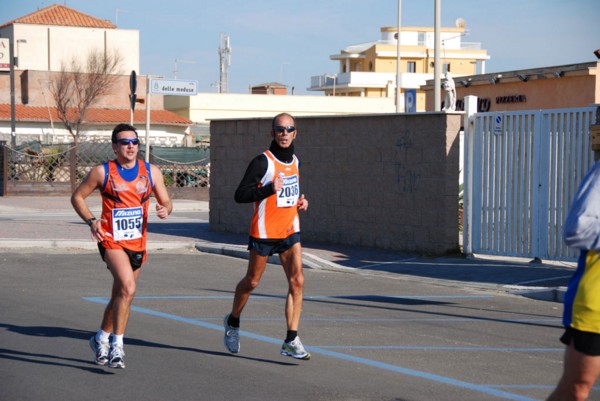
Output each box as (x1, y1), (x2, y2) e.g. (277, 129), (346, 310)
(463, 106), (596, 261)
(0, 139), (210, 198)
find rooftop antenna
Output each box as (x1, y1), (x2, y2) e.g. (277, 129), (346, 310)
(218, 33), (231, 93)
(173, 58), (196, 79)
(441, 18), (468, 66)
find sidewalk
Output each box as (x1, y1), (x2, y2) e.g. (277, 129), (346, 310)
(0, 195), (574, 303)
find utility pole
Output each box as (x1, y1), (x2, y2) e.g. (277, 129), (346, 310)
(433, 0), (442, 111)
(9, 39), (16, 148)
(395, 0), (402, 113)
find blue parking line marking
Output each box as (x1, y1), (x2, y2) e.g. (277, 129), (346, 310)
(124, 295), (560, 325)
(314, 346), (562, 351)
(83, 296), (539, 401)
(490, 384), (599, 391)
(184, 317), (559, 324)
(305, 346), (537, 401)
(302, 317), (559, 323)
(83, 297), (280, 347)
(491, 385), (555, 389)
(130, 294), (495, 300)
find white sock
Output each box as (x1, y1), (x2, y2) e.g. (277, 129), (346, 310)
(95, 330), (110, 343)
(112, 334), (124, 347)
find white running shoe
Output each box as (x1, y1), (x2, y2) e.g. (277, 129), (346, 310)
(280, 336), (311, 360)
(108, 344), (125, 369)
(223, 314), (240, 354)
(89, 336), (109, 366)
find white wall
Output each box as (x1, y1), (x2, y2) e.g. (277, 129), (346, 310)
(0, 121), (185, 147)
(5, 24), (139, 73)
(165, 93), (397, 124)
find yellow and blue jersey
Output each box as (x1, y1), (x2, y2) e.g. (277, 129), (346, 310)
(563, 250), (600, 333)
(563, 161), (600, 334)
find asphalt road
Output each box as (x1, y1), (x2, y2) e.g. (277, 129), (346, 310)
(0, 248), (572, 401)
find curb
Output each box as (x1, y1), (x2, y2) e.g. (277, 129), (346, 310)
(503, 285), (566, 303)
(195, 242), (356, 271)
(194, 242), (356, 272)
(0, 239), (197, 251)
(194, 242), (565, 304)
(0, 238), (568, 305)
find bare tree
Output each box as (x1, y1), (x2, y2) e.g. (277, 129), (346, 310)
(50, 49), (123, 144)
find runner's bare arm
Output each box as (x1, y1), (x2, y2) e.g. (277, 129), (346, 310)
(71, 165), (105, 222)
(71, 165), (106, 241)
(297, 194), (308, 211)
(150, 164), (173, 219)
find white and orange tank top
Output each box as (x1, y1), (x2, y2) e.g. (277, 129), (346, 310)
(249, 150), (300, 239)
(99, 160), (154, 251)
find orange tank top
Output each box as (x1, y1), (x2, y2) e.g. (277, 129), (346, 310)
(249, 150), (301, 239)
(100, 160), (153, 251)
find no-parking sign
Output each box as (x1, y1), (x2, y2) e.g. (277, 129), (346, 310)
(404, 89), (416, 113)
(493, 113), (503, 135)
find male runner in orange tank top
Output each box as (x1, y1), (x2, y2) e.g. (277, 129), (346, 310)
(224, 113), (311, 360)
(71, 123), (172, 369)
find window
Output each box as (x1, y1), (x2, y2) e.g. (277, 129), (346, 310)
(407, 61), (416, 73)
(418, 32), (426, 46)
(369, 61), (373, 71)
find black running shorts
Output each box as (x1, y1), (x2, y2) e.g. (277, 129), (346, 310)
(560, 326), (600, 356)
(247, 232), (301, 257)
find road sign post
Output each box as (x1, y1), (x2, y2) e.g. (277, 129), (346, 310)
(129, 70), (137, 125)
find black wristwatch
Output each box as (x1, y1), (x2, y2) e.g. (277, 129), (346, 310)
(85, 218), (97, 227)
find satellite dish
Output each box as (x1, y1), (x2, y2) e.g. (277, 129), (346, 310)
(455, 18), (466, 29)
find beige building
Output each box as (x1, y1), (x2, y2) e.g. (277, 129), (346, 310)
(308, 23), (490, 111)
(250, 82), (288, 95)
(165, 92), (396, 125)
(421, 61), (600, 112)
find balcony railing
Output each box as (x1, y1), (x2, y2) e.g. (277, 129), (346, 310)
(309, 72), (433, 91)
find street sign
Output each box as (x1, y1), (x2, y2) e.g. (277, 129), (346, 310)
(149, 78), (198, 96)
(130, 70), (137, 94)
(129, 70), (137, 111)
(404, 89), (416, 113)
(493, 113), (503, 135)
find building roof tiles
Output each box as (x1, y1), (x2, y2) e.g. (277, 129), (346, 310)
(0, 4), (116, 29)
(0, 104), (192, 126)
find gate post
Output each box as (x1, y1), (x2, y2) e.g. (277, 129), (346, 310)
(0, 141), (7, 196)
(591, 106), (600, 161)
(69, 144), (77, 192)
(462, 95), (478, 255)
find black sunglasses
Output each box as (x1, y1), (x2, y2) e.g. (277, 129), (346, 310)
(116, 138), (140, 145)
(273, 125), (296, 134)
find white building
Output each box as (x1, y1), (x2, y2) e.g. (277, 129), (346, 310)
(0, 4), (191, 146)
(308, 24), (490, 111)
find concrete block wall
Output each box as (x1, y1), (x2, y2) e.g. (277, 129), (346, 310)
(209, 112), (462, 256)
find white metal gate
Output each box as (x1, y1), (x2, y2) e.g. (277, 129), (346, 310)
(463, 100), (597, 261)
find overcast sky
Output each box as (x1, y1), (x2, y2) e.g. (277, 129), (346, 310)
(2, 0), (599, 94)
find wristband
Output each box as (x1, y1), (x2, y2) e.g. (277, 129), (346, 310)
(85, 218), (96, 227)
